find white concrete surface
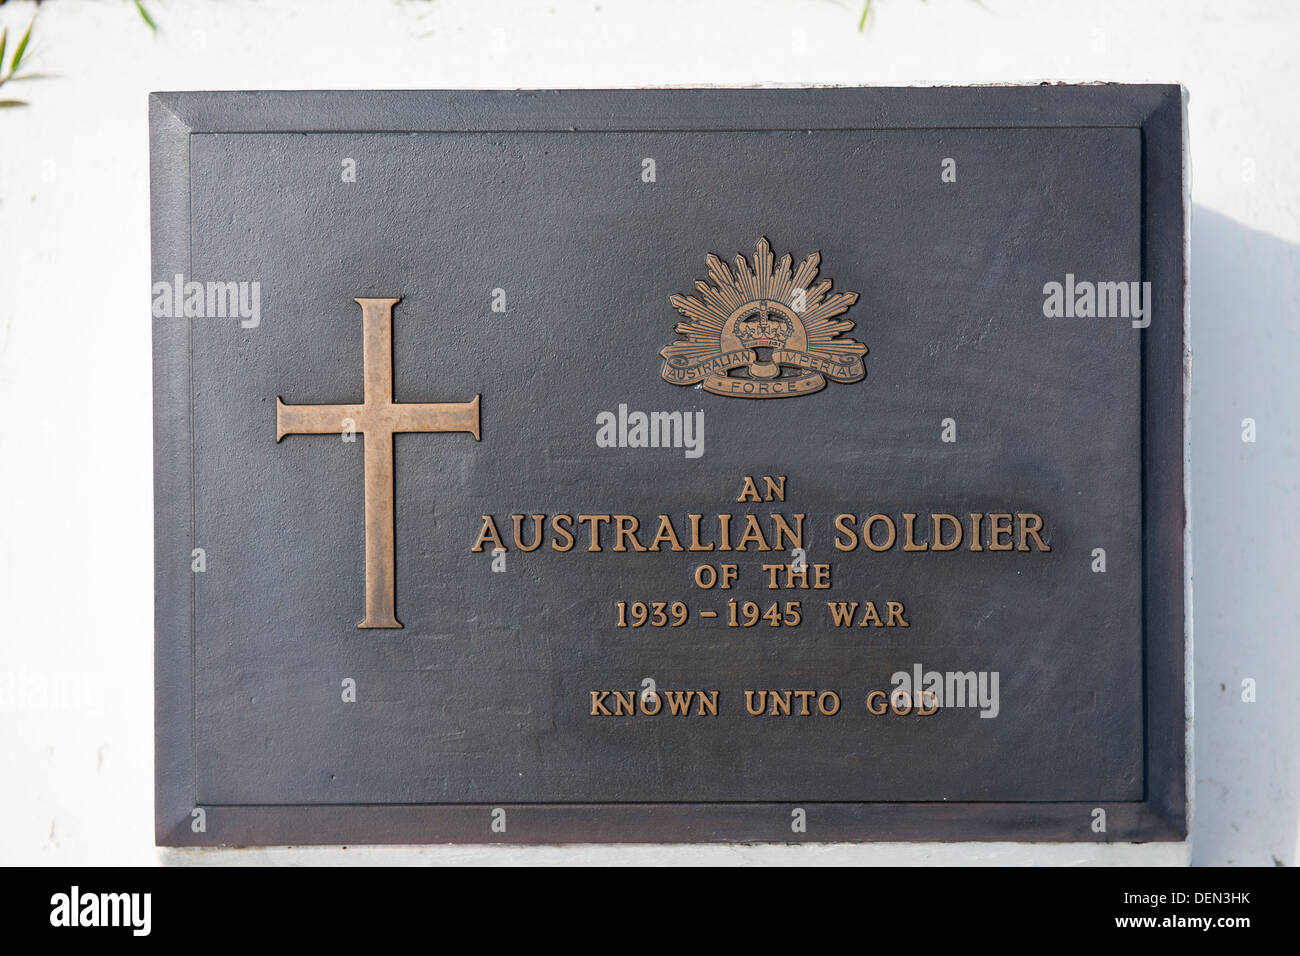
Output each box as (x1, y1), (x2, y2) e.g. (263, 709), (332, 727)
(0, 0), (1295, 867)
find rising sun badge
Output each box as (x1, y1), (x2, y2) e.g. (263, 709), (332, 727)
(660, 237), (868, 398)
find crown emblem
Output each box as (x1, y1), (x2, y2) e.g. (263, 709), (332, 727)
(660, 237), (867, 399)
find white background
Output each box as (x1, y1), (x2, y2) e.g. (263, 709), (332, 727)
(0, 0), (1296, 866)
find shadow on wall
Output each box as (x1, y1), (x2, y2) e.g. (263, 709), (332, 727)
(1189, 205), (1300, 866)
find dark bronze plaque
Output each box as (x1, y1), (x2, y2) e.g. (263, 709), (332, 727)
(152, 87), (1187, 844)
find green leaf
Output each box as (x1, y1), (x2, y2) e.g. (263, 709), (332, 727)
(10, 18), (32, 75)
(0, 99), (28, 108)
(134, 0), (157, 32)
(1, 27), (9, 75)
(858, 0), (870, 32)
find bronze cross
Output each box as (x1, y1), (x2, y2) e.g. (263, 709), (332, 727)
(276, 297), (480, 629)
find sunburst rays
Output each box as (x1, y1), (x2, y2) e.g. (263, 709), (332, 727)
(663, 237), (867, 364)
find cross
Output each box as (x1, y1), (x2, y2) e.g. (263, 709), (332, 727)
(276, 297), (480, 629)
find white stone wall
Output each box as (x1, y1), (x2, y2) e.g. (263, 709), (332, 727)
(2, 0), (1296, 866)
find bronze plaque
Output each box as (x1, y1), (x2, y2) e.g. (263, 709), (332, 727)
(152, 87), (1187, 844)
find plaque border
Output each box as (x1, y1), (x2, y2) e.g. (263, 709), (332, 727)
(152, 86), (1188, 846)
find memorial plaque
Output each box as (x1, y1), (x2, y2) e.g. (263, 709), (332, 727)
(152, 87), (1188, 845)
